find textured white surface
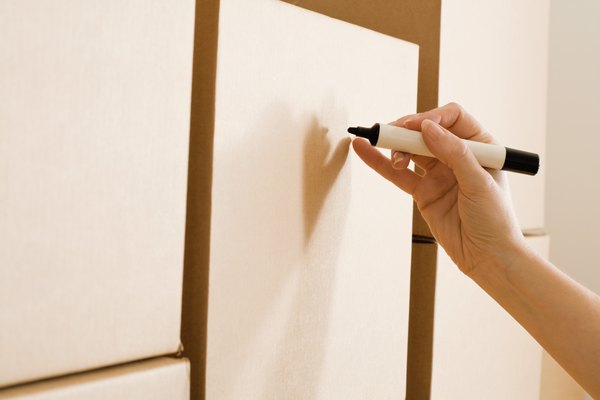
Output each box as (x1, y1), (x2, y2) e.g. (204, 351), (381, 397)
(439, 0), (549, 231)
(431, 236), (548, 399)
(206, 2), (418, 399)
(0, 358), (189, 400)
(0, 0), (194, 386)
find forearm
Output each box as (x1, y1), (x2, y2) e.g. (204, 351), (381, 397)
(469, 241), (600, 397)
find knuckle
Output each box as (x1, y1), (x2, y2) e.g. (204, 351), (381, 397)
(440, 102), (465, 127)
(484, 132), (501, 145)
(450, 140), (469, 160)
(447, 141), (470, 166)
(468, 171), (498, 195)
(445, 102), (464, 112)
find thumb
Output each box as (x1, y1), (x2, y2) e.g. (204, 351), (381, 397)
(421, 119), (490, 191)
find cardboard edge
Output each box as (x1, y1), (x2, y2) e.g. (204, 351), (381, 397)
(179, 1), (221, 400)
(0, 358), (189, 399)
(406, 241), (437, 399)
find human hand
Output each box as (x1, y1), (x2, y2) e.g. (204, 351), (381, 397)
(352, 103), (526, 277)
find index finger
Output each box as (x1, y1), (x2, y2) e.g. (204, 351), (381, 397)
(352, 137), (421, 195)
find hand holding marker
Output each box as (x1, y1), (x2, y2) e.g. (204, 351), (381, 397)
(348, 123), (539, 175)
(349, 105), (600, 397)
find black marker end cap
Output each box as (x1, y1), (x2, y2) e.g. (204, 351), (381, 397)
(502, 147), (540, 175)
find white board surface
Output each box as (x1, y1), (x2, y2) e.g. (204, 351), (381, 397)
(206, 2), (419, 399)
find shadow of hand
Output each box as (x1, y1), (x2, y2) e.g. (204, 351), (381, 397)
(303, 117), (351, 245)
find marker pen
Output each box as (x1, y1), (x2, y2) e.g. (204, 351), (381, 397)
(348, 123), (539, 175)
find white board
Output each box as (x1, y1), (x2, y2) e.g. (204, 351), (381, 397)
(206, 1), (419, 399)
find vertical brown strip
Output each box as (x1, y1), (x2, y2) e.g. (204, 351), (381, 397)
(406, 241), (437, 399)
(180, 1), (220, 400)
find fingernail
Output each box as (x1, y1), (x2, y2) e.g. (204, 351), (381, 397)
(422, 119), (444, 140)
(392, 152), (404, 168)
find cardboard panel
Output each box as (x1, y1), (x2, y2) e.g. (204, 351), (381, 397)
(438, 0), (550, 231)
(430, 235), (549, 399)
(205, 2), (418, 398)
(0, 358), (189, 400)
(545, 0), (600, 297)
(0, 1), (195, 386)
(545, 3), (600, 391)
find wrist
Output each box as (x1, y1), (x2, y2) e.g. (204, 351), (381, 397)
(466, 234), (530, 290)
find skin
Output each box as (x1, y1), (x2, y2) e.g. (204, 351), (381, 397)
(352, 103), (600, 397)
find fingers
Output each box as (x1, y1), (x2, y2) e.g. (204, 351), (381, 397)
(410, 155), (438, 171)
(352, 138), (421, 195)
(420, 119), (492, 192)
(403, 103), (498, 145)
(388, 103), (497, 173)
(391, 152), (439, 173)
(389, 115), (417, 169)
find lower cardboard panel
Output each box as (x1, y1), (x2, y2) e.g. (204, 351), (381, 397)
(0, 358), (189, 400)
(430, 236), (549, 399)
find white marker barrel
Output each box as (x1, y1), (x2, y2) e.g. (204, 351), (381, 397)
(377, 124), (522, 172)
(349, 123), (539, 175)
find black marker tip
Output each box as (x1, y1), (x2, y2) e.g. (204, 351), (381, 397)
(346, 124), (380, 146)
